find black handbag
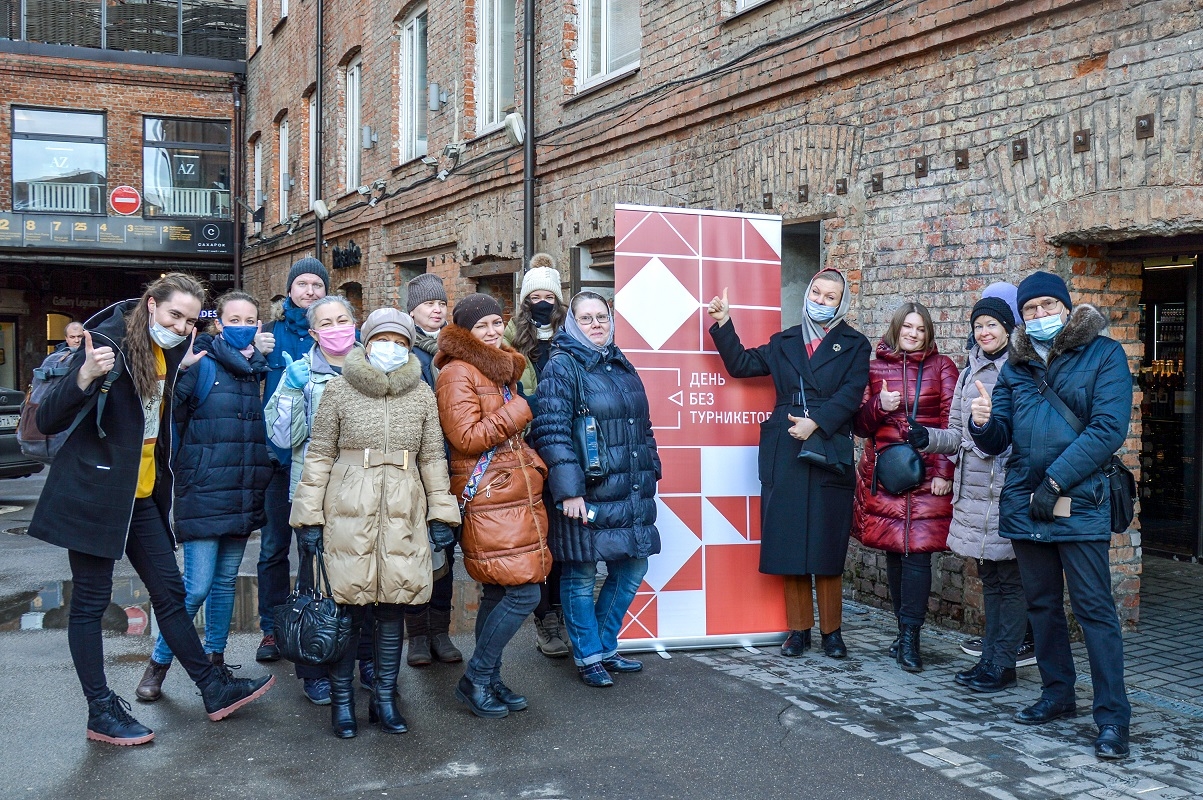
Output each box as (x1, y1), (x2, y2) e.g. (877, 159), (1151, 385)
(872, 360), (926, 496)
(559, 355), (610, 482)
(1035, 378), (1137, 533)
(271, 538), (353, 666)
(793, 378), (853, 475)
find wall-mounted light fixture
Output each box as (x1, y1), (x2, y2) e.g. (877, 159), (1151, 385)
(428, 82), (449, 111)
(361, 125), (378, 150)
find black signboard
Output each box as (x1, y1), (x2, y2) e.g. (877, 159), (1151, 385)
(0, 213), (233, 257)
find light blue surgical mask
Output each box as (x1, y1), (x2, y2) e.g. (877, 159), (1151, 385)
(1025, 314), (1065, 342)
(368, 341), (409, 373)
(806, 299), (837, 323)
(149, 321), (188, 349)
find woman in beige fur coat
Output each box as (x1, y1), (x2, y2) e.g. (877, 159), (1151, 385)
(291, 307), (460, 739)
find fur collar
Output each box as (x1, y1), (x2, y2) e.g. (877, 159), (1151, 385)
(433, 323), (527, 386)
(1011, 304), (1108, 366)
(341, 347), (422, 398)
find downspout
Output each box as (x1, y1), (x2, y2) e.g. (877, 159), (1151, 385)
(313, 0), (325, 261)
(232, 78), (244, 289)
(522, 0), (535, 268)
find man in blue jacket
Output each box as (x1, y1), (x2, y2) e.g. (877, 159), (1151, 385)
(970, 271), (1132, 760)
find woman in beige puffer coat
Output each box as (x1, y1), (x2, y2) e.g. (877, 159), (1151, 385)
(291, 308), (460, 739)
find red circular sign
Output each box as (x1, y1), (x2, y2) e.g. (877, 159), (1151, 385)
(109, 185), (142, 215)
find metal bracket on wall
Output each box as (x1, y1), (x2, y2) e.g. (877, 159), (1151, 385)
(954, 149), (969, 169)
(1012, 138), (1029, 162)
(1136, 114), (1155, 140)
(914, 156), (929, 178)
(798, 184), (809, 203)
(762, 192), (773, 209)
(835, 179), (848, 195)
(870, 173), (883, 193)
(1073, 129), (1091, 153)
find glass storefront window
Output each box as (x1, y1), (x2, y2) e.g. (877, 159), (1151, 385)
(12, 107), (107, 215)
(142, 117), (231, 219)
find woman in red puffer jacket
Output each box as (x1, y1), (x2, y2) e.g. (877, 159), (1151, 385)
(853, 301), (957, 674)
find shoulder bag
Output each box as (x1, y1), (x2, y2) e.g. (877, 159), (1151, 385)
(271, 537), (353, 666)
(872, 360), (926, 496)
(792, 378), (853, 475)
(556, 355), (609, 482)
(1034, 378), (1136, 533)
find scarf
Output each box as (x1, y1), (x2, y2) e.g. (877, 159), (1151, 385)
(800, 270), (852, 356)
(282, 299), (310, 338)
(564, 310), (614, 353)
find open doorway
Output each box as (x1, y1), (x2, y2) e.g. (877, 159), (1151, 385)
(781, 221), (821, 328)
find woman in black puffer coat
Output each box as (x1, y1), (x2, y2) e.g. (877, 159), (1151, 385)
(530, 291), (661, 688)
(137, 291), (274, 699)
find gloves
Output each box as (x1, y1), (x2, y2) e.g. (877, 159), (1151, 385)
(295, 524), (323, 553)
(282, 351), (310, 389)
(906, 418), (930, 450)
(1029, 478), (1060, 522)
(428, 521), (455, 551)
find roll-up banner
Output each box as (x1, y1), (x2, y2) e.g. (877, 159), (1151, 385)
(613, 204), (788, 653)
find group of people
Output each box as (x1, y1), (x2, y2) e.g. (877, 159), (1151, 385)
(29, 253), (663, 744)
(708, 268), (1132, 760)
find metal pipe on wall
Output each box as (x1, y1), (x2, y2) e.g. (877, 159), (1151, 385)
(232, 79), (244, 288)
(313, 0), (325, 261)
(522, 0), (535, 269)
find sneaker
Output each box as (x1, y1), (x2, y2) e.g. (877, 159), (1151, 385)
(960, 636), (983, 657)
(255, 634), (280, 662)
(359, 660), (376, 692)
(535, 611), (571, 658)
(1015, 640), (1037, 668)
(303, 677), (331, 706)
(200, 669), (275, 721)
(86, 691), (155, 746)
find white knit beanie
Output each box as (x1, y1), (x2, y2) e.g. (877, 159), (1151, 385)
(520, 256), (564, 305)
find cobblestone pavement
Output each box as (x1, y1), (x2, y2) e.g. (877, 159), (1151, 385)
(690, 601), (1203, 800)
(1123, 555), (1203, 707)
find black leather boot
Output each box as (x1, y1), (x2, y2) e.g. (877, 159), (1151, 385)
(897, 624), (923, 672)
(405, 609), (432, 667)
(888, 623), (902, 658)
(821, 628), (847, 659)
(369, 613), (408, 734)
(429, 608), (463, 663)
(329, 643), (358, 738)
(780, 629), (811, 657)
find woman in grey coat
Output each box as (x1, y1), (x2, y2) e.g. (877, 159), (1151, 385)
(909, 292), (1030, 693)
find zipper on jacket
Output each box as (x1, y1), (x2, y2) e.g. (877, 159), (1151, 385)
(978, 459), (996, 564)
(377, 393), (390, 597)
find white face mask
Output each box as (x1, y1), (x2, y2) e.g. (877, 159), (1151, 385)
(149, 321), (188, 349)
(368, 341), (409, 373)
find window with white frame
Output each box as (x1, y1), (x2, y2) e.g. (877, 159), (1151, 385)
(478, 0), (515, 130)
(278, 119), (289, 222)
(280, 0), (288, 18)
(252, 138), (263, 232)
(308, 93), (319, 207)
(580, 0), (640, 85)
(255, 0), (263, 47)
(345, 57), (362, 188)
(399, 8), (428, 162)
(734, 0), (772, 11)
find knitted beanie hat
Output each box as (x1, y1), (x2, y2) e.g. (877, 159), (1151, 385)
(1016, 271), (1072, 313)
(287, 257), (330, 293)
(405, 273), (449, 313)
(452, 293), (504, 331)
(970, 296), (1016, 334)
(520, 263), (564, 305)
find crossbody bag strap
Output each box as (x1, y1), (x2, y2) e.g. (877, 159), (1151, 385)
(1036, 375), (1086, 435)
(459, 384), (513, 511)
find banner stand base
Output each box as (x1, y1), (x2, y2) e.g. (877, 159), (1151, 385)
(619, 633), (789, 655)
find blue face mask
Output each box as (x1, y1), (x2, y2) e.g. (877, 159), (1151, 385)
(1025, 314), (1065, 342)
(806, 299), (837, 323)
(222, 325), (257, 351)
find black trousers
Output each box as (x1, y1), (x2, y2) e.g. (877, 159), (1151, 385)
(885, 551), (932, 627)
(1012, 538), (1130, 728)
(978, 558), (1028, 668)
(68, 498), (214, 702)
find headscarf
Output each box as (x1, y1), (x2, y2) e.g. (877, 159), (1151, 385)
(800, 269), (852, 356)
(564, 292), (615, 353)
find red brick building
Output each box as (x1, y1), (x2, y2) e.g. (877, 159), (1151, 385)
(242, 0), (1203, 629)
(0, 6), (245, 388)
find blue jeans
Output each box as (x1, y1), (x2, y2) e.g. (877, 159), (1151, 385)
(257, 463), (293, 634)
(560, 558), (648, 667)
(465, 582), (540, 685)
(152, 536), (248, 664)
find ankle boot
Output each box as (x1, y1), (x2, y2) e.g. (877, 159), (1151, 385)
(135, 659), (170, 702)
(405, 609), (432, 667)
(897, 624), (923, 673)
(329, 647), (358, 738)
(428, 607), (463, 663)
(888, 623), (902, 658)
(369, 615), (408, 734)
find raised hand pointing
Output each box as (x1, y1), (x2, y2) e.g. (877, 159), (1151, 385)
(970, 379), (992, 426)
(707, 287), (731, 326)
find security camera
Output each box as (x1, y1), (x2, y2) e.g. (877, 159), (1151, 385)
(436, 169), (449, 182)
(372, 178), (387, 190)
(356, 185), (371, 196)
(443, 143), (463, 160)
(368, 195), (380, 207)
(311, 199), (330, 220)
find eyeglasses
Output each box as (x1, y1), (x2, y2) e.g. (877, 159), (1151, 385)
(1021, 298), (1062, 319)
(576, 314), (611, 326)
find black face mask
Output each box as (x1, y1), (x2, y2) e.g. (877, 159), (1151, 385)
(530, 300), (555, 326)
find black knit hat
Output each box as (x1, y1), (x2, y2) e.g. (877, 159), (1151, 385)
(287, 257), (329, 293)
(406, 273), (449, 313)
(452, 293), (504, 331)
(1016, 271), (1072, 313)
(970, 296), (1016, 334)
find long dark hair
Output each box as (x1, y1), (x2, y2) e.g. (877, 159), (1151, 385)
(882, 301), (936, 354)
(208, 290), (261, 334)
(124, 273), (206, 398)
(509, 294), (567, 362)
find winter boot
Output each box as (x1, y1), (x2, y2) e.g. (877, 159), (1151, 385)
(199, 665), (275, 721)
(429, 607), (463, 663)
(897, 624), (923, 673)
(86, 691), (154, 746)
(135, 659), (170, 702)
(369, 613), (408, 734)
(405, 609), (432, 667)
(534, 608), (571, 658)
(328, 644), (358, 738)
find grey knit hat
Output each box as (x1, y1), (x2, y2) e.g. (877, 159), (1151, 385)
(361, 307), (416, 346)
(406, 273), (449, 313)
(287, 257), (329, 293)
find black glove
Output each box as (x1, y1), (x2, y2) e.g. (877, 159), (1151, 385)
(516, 380), (527, 398)
(906, 418), (929, 450)
(429, 521), (455, 551)
(295, 525), (323, 553)
(1029, 478), (1060, 522)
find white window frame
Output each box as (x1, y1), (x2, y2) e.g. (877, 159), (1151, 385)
(308, 94), (319, 207)
(255, 0), (262, 47)
(280, 0), (288, 18)
(579, 0), (641, 87)
(345, 57), (362, 188)
(478, 0), (515, 132)
(734, 0), (772, 11)
(252, 138), (263, 232)
(399, 8), (428, 163)
(278, 119), (289, 222)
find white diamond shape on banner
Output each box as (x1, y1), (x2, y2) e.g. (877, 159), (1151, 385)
(644, 497), (703, 592)
(614, 256), (698, 351)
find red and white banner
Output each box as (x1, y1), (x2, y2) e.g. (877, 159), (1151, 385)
(613, 204), (787, 651)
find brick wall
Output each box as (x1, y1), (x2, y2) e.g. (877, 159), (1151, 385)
(243, 0), (1203, 629)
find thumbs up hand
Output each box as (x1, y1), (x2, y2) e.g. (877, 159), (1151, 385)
(254, 321), (276, 355)
(283, 351), (310, 389)
(970, 380), (992, 426)
(707, 287), (731, 326)
(879, 379), (901, 412)
(77, 329), (116, 387)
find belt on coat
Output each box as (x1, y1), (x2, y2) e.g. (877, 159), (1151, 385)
(336, 448), (410, 469)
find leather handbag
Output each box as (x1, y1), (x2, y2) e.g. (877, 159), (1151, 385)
(559, 355), (609, 482)
(792, 378), (853, 475)
(272, 537), (353, 666)
(872, 360), (927, 496)
(1034, 377), (1137, 533)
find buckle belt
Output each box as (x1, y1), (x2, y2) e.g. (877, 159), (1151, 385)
(336, 448), (410, 469)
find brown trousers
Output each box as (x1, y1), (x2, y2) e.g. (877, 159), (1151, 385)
(783, 574), (843, 633)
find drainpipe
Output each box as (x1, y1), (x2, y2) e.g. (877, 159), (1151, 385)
(232, 79), (244, 289)
(313, 0), (325, 261)
(522, 0), (535, 269)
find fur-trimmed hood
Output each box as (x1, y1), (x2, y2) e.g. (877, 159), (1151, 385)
(433, 323), (527, 386)
(341, 346), (422, 398)
(1010, 303), (1108, 366)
